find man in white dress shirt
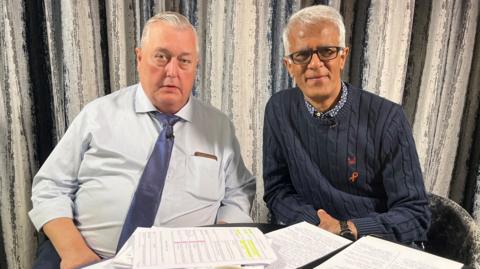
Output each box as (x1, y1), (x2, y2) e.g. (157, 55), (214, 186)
(29, 12), (255, 269)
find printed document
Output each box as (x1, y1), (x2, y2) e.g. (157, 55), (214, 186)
(125, 226), (276, 269)
(265, 222), (351, 268)
(315, 235), (464, 269)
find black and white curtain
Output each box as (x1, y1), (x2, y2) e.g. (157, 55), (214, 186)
(1, 0), (479, 268)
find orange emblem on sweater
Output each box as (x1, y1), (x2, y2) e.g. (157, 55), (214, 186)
(349, 172), (359, 183)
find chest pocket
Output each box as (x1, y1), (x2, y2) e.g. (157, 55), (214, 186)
(185, 155), (222, 201)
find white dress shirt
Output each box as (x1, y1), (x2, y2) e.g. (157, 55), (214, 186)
(29, 84), (255, 258)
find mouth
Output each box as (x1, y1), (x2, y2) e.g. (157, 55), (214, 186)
(160, 85), (180, 91)
(306, 75), (329, 82)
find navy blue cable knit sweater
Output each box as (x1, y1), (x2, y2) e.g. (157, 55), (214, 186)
(263, 83), (431, 243)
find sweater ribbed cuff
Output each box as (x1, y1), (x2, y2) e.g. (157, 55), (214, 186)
(351, 217), (383, 238)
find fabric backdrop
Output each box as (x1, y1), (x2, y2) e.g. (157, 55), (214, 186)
(1, 0), (479, 268)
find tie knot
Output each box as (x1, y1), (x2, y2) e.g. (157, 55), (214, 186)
(154, 112), (181, 126)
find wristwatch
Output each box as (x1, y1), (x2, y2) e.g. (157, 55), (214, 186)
(339, 220), (356, 241)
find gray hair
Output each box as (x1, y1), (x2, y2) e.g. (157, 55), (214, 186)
(140, 11), (199, 53)
(283, 5), (346, 55)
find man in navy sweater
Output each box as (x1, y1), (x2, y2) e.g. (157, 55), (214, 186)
(263, 5), (430, 244)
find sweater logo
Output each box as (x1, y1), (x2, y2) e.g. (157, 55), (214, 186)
(349, 172), (359, 183)
(347, 156), (356, 165)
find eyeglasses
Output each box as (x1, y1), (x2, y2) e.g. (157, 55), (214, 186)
(286, 46), (344, 65)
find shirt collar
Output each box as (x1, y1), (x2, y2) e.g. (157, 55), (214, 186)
(134, 83), (193, 122)
(304, 81), (348, 119)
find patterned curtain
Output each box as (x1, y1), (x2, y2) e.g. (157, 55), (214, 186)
(1, 0), (479, 268)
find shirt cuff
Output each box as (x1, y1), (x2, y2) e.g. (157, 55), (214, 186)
(216, 205), (253, 223)
(28, 196), (74, 231)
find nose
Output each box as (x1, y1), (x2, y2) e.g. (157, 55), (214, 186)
(164, 58), (179, 77)
(307, 52), (324, 69)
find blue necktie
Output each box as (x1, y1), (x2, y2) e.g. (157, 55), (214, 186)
(116, 112), (180, 252)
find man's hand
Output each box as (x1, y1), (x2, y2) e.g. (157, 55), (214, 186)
(317, 209), (358, 239)
(43, 218), (101, 269)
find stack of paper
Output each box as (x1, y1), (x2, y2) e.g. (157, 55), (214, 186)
(84, 222), (465, 269)
(316, 235), (464, 269)
(265, 222), (351, 268)
(110, 226), (277, 269)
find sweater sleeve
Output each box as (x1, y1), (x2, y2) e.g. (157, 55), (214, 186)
(351, 107), (431, 243)
(262, 100), (320, 225)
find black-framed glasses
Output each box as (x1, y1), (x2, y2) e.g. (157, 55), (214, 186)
(286, 46), (344, 65)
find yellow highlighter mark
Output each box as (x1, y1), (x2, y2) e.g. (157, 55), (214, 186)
(240, 240), (253, 258)
(247, 240), (260, 257)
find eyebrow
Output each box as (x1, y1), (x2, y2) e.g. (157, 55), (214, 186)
(153, 48), (193, 57)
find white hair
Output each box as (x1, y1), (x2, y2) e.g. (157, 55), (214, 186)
(283, 5), (346, 55)
(140, 11), (199, 53)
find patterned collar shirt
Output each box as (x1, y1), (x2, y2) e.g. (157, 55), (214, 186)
(304, 82), (348, 119)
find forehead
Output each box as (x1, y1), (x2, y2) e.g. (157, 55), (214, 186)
(288, 20), (340, 51)
(144, 22), (197, 54)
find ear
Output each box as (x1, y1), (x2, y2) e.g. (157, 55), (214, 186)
(339, 47), (350, 70)
(283, 57), (294, 77)
(135, 48), (142, 64)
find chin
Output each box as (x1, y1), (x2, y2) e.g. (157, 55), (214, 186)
(304, 86), (332, 96)
(154, 97), (187, 113)
(155, 91), (181, 101)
